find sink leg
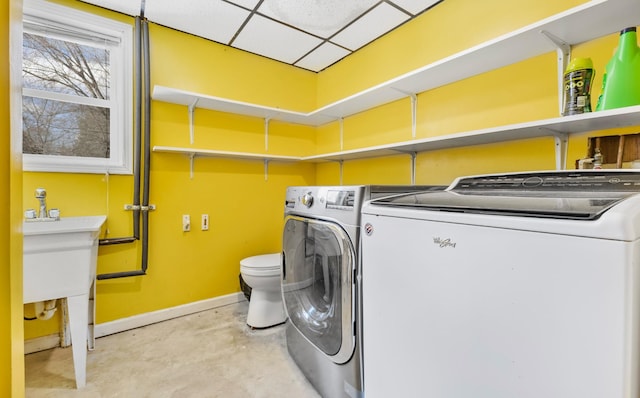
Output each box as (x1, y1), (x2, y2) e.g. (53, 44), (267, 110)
(88, 278), (96, 351)
(67, 294), (88, 389)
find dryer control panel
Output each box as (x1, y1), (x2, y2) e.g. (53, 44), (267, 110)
(285, 185), (444, 224)
(325, 189), (356, 209)
(286, 187), (357, 211)
(285, 186), (364, 227)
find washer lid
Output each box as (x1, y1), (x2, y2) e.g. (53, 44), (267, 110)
(370, 171), (640, 221)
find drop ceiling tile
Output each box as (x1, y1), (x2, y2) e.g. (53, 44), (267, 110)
(145, 0), (249, 44)
(258, 0), (378, 39)
(225, 0), (261, 11)
(81, 0), (142, 16)
(331, 2), (410, 51)
(390, 0), (442, 15)
(295, 42), (351, 72)
(233, 14), (323, 64)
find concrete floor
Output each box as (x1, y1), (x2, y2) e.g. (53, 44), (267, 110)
(24, 301), (321, 397)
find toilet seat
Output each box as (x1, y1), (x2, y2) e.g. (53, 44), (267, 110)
(240, 253), (281, 277)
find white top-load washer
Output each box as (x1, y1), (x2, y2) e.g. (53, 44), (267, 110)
(360, 170), (640, 398)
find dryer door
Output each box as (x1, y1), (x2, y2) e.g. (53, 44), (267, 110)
(282, 216), (356, 364)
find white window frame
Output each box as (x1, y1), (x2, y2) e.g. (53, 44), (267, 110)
(22, 0), (133, 174)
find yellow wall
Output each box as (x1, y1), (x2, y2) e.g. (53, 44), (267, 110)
(315, 0), (630, 186)
(21, 0), (639, 352)
(150, 24), (317, 113)
(3, 0), (24, 396)
(23, 0), (316, 338)
(317, 0), (587, 106)
(0, 0), (12, 385)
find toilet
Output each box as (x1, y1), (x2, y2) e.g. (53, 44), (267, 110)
(240, 253), (286, 328)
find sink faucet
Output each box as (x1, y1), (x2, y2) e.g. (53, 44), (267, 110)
(35, 188), (47, 219)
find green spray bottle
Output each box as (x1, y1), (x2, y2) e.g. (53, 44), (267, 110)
(596, 27), (640, 111)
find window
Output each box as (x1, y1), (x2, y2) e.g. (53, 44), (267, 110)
(22, 0), (133, 174)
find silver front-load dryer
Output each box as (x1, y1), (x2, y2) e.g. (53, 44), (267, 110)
(282, 185), (444, 398)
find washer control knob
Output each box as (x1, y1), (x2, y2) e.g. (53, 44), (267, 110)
(301, 193), (314, 208)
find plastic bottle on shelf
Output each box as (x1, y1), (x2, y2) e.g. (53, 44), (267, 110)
(596, 27), (640, 111)
(562, 57), (595, 116)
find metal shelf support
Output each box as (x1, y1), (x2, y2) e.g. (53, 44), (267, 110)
(410, 94), (417, 139)
(411, 152), (417, 185)
(188, 98), (198, 144)
(541, 30), (571, 115)
(264, 117), (271, 151)
(189, 153), (195, 179)
(339, 118), (344, 151)
(553, 132), (569, 170)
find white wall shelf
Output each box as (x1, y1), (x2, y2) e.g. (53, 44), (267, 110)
(302, 105), (640, 165)
(153, 146), (301, 162)
(152, 86), (336, 127)
(152, 0), (640, 173)
(155, 103), (640, 162)
(153, 0), (640, 126)
(153, 146), (300, 179)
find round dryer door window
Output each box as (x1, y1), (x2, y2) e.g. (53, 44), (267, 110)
(282, 216), (356, 363)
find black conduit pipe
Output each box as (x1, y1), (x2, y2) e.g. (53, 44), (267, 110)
(99, 237), (137, 246)
(132, 16), (142, 240)
(97, 17), (150, 280)
(140, 17), (151, 273)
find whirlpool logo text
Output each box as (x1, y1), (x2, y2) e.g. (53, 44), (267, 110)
(433, 237), (456, 248)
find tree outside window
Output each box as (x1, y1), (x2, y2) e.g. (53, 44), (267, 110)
(22, 0), (133, 174)
(23, 33), (111, 158)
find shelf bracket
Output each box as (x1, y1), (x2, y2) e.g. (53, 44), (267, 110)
(553, 133), (569, 170)
(339, 118), (344, 151)
(189, 153), (195, 179)
(411, 152), (417, 185)
(188, 99), (199, 144)
(410, 94), (417, 139)
(539, 127), (568, 170)
(540, 30), (571, 115)
(264, 159), (269, 181)
(391, 87), (418, 138)
(390, 149), (418, 184)
(264, 117), (271, 151)
(339, 160), (344, 186)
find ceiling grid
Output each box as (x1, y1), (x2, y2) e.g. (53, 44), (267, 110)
(81, 0), (443, 72)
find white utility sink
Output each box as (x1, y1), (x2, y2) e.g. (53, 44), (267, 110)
(23, 215), (106, 388)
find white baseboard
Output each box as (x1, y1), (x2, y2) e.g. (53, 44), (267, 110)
(94, 292), (244, 338)
(24, 334), (61, 355)
(24, 292), (245, 354)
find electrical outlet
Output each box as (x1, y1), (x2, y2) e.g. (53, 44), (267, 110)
(182, 215), (190, 232)
(201, 214), (209, 231)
